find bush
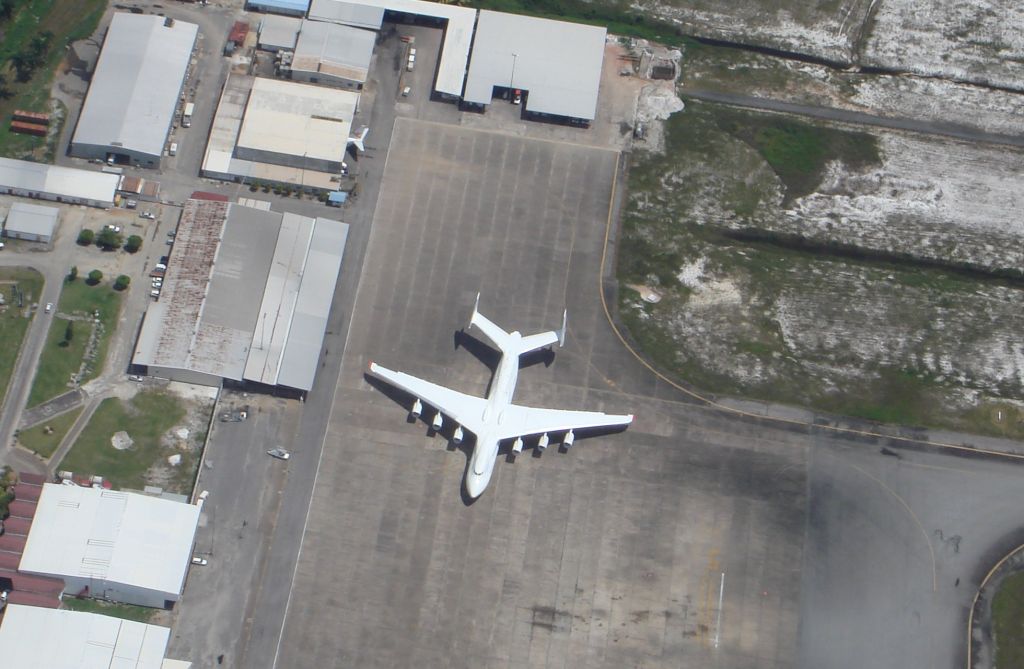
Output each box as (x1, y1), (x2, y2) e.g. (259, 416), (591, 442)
(67, 266), (78, 282)
(124, 235), (143, 253)
(77, 229), (94, 246)
(113, 275), (130, 291)
(96, 229), (123, 251)
(86, 269), (103, 285)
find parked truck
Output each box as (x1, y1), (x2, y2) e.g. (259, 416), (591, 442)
(182, 102), (194, 128)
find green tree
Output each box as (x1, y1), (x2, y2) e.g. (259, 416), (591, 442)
(64, 320), (74, 344)
(113, 275), (131, 291)
(77, 229), (94, 246)
(124, 235), (143, 253)
(96, 229), (123, 251)
(67, 266), (78, 282)
(87, 269), (103, 285)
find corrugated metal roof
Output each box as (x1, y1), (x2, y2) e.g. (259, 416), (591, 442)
(71, 13), (198, 160)
(18, 484), (200, 598)
(464, 11), (606, 120)
(0, 158), (118, 206)
(248, 0), (311, 13)
(277, 218), (348, 390)
(0, 605), (171, 668)
(307, 0), (384, 30)
(258, 14), (302, 50)
(5, 202), (58, 238)
(292, 20), (375, 84)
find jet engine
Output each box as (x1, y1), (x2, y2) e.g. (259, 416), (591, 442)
(410, 399), (422, 418)
(432, 412), (443, 431)
(538, 433), (550, 451)
(563, 430), (575, 448)
(512, 437), (524, 455)
(453, 426), (464, 445)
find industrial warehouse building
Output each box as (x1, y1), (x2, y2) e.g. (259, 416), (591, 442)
(3, 202), (59, 243)
(202, 75), (358, 188)
(18, 483), (202, 609)
(0, 158), (118, 208)
(307, 0), (384, 30)
(289, 20), (376, 89)
(0, 605), (188, 669)
(132, 197), (349, 393)
(69, 13), (198, 168)
(463, 11), (606, 125)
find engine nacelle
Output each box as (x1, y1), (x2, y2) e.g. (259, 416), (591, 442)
(432, 412), (443, 431)
(538, 433), (550, 450)
(453, 426), (464, 444)
(512, 437), (524, 454)
(410, 399), (422, 418)
(563, 430), (575, 448)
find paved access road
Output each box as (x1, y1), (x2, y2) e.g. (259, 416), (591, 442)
(682, 88), (1024, 148)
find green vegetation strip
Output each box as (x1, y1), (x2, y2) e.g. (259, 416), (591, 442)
(28, 279), (122, 408)
(58, 391), (185, 491)
(993, 571), (1024, 668)
(0, 268), (43, 409)
(17, 406), (82, 458)
(62, 597), (155, 623)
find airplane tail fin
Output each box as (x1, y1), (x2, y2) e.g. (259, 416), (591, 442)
(350, 127), (369, 152)
(468, 293), (514, 351)
(557, 309), (567, 348)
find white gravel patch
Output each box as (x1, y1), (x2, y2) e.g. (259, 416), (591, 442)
(862, 0), (1024, 90)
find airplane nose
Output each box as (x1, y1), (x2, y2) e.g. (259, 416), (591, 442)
(466, 475), (484, 499)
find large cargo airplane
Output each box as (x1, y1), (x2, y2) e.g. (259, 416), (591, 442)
(368, 295), (634, 498)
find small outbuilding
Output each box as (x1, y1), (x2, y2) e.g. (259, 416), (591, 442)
(4, 202), (59, 244)
(258, 14), (302, 52)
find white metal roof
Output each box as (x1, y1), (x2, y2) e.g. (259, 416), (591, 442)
(293, 20), (376, 84)
(19, 484), (200, 598)
(258, 14), (302, 50)
(5, 202), (59, 238)
(305, 0), (476, 96)
(236, 77), (357, 164)
(307, 0), (384, 30)
(0, 158), (118, 205)
(276, 217), (348, 390)
(0, 605), (171, 669)
(464, 11), (606, 120)
(72, 13), (198, 159)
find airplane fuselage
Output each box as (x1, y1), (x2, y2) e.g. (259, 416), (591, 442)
(465, 332), (523, 498)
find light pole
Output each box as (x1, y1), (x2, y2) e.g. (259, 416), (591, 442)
(510, 52), (518, 100)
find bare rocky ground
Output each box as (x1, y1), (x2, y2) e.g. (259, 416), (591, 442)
(618, 97), (1024, 436)
(861, 0), (1024, 91)
(628, 0), (870, 63)
(679, 44), (1024, 137)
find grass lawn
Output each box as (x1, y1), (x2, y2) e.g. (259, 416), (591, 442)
(993, 571), (1024, 668)
(17, 406), (82, 458)
(27, 279), (122, 408)
(0, 268), (44, 407)
(0, 0), (107, 159)
(57, 391), (185, 491)
(62, 597), (155, 623)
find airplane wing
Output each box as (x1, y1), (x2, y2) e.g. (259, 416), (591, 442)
(497, 404), (633, 441)
(368, 362), (485, 434)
